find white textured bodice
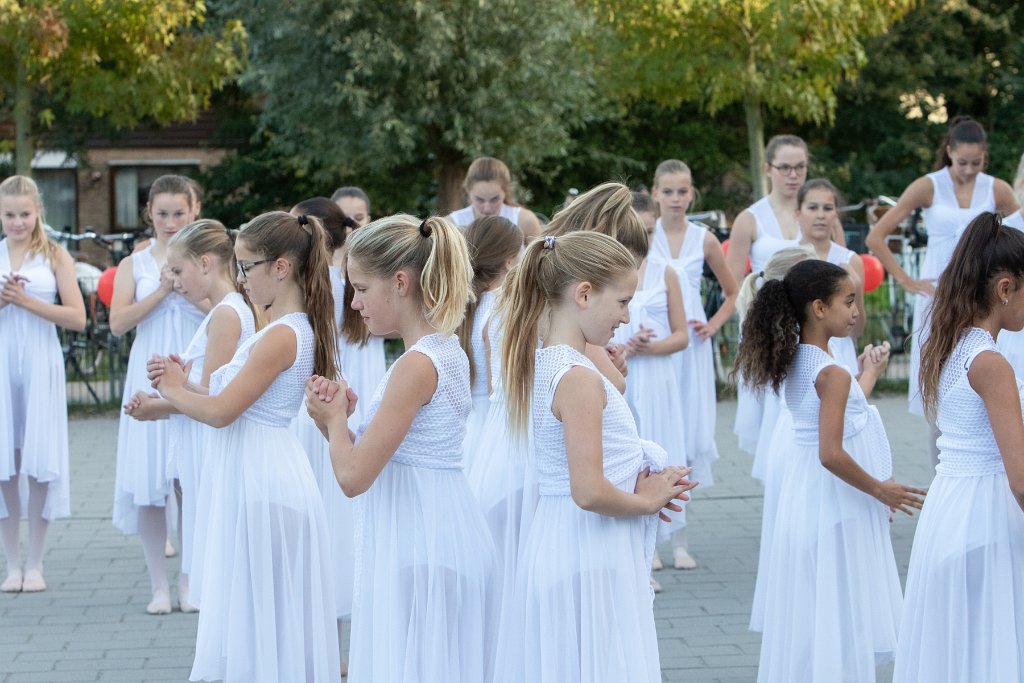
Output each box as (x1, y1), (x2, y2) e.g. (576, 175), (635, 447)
(181, 293), (257, 385)
(328, 266), (346, 330)
(936, 328), (1018, 476)
(209, 312), (313, 427)
(449, 204), (521, 228)
(532, 345), (660, 495)
(785, 344), (892, 479)
(132, 245), (204, 339)
(485, 305), (505, 392)
(470, 289), (497, 397)
(921, 168), (995, 282)
(358, 333), (470, 469)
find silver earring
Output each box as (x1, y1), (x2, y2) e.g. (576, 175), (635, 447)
(1003, 299), (1009, 306)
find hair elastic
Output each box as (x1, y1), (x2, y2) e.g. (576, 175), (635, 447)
(296, 214), (312, 235)
(542, 235), (556, 251)
(418, 219), (432, 237)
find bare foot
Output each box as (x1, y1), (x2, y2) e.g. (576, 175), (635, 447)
(651, 553), (663, 571)
(1, 569), (23, 593)
(21, 569), (46, 592)
(164, 538), (177, 558)
(673, 547), (697, 570)
(146, 589), (172, 615)
(178, 582), (198, 613)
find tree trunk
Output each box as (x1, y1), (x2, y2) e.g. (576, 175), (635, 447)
(744, 96), (766, 200)
(436, 157), (467, 215)
(14, 59), (33, 177)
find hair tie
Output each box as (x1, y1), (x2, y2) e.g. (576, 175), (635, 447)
(542, 235), (556, 251)
(297, 214), (312, 235)
(419, 219), (432, 238)
(758, 271), (765, 279)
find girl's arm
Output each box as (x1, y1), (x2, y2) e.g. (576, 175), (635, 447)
(517, 208), (542, 242)
(994, 179), (1021, 217)
(585, 343), (626, 393)
(847, 253), (867, 340)
(817, 366), (926, 514)
(0, 246), (85, 331)
(108, 255), (174, 337)
(309, 351), (437, 498)
(125, 391), (178, 421)
(725, 210), (757, 286)
(199, 306), (243, 387)
(155, 325), (297, 428)
(631, 268), (688, 356)
(969, 351), (1024, 512)
(864, 177), (935, 295)
(697, 232), (739, 340)
(557, 366), (693, 516)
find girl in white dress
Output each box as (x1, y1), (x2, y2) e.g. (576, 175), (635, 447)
(797, 179), (866, 372)
(123, 220), (257, 612)
(865, 116), (1018, 460)
(448, 156), (541, 241)
(459, 215), (523, 477)
(109, 175), (204, 614)
(733, 259), (926, 683)
(895, 213), (1024, 682)
(304, 214), (495, 683)
(728, 135), (812, 455)
(151, 211), (341, 682)
(494, 231), (695, 683)
(649, 160), (738, 569)
(0, 175), (86, 593)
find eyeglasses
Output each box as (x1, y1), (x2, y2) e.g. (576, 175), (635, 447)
(237, 258), (273, 279)
(769, 163), (807, 176)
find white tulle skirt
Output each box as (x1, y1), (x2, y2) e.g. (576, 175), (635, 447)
(908, 293), (930, 416)
(494, 474), (661, 683)
(751, 389), (784, 483)
(893, 471), (1024, 683)
(735, 380), (765, 455)
(756, 414), (901, 683)
(167, 414), (213, 576)
(290, 408), (354, 619)
(189, 418), (339, 683)
(676, 333), (718, 486)
(462, 393), (492, 480)
(348, 459), (497, 683)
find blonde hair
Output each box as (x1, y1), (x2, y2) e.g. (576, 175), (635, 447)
(0, 175), (57, 262)
(169, 219), (262, 328)
(501, 231), (637, 433)
(346, 214), (473, 336)
(1014, 152), (1024, 205)
(735, 246), (815, 321)
(652, 159), (692, 188)
(464, 157), (517, 206)
(238, 211), (338, 379)
(543, 181), (648, 263)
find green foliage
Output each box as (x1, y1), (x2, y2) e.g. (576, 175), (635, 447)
(222, 0), (602, 210)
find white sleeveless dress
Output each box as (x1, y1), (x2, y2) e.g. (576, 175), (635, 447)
(908, 168), (996, 415)
(0, 242), (71, 521)
(997, 211), (1024, 375)
(894, 328), (1024, 682)
(189, 312), (339, 683)
(494, 344), (665, 683)
(466, 306), (538, 641)
(331, 267), (387, 431)
(113, 245), (204, 534)
(651, 219), (718, 485)
(463, 289), (498, 474)
(735, 197), (801, 455)
(756, 344), (901, 683)
(448, 204), (522, 228)
(612, 259), (688, 535)
(348, 333), (496, 683)
(168, 293), (255, 576)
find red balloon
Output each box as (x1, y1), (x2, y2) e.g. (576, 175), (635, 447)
(720, 239), (751, 274)
(97, 267), (117, 307)
(861, 254), (884, 293)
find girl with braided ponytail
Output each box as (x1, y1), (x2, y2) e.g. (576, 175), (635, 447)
(734, 259), (924, 683)
(895, 213), (1024, 682)
(148, 211), (341, 681)
(304, 214), (496, 682)
(493, 231), (695, 683)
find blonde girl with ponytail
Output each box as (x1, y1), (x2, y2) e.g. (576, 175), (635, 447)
(148, 211), (341, 682)
(304, 214), (497, 682)
(493, 231), (695, 683)
(122, 219), (257, 613)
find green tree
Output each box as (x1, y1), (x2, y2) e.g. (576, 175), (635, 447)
(0, 0), (246, 175)
(593, 0), (914, 199)
(225, 0), (601, 212)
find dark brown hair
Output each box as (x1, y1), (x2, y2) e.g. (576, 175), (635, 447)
(934, 115), (987, 170)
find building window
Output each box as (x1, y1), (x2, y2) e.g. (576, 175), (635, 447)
(111, 163), (200, 230)
(35, 169), (78, 232)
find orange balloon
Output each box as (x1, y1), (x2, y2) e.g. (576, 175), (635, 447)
(97, 267), (117, 307)
(720, 239), (751, 274)
(861, 254), (884, 293)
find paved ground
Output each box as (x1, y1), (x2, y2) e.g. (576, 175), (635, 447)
(0, 396), (934, 682)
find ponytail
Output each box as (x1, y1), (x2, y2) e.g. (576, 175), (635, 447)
(934, 115), (987, 170)
(501, 231), (636, 433)
(735, 246), (814, 322)
(920, 212), (1024, 416)
(544, 181), (649, 263)
(732, 259), (848, 392)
